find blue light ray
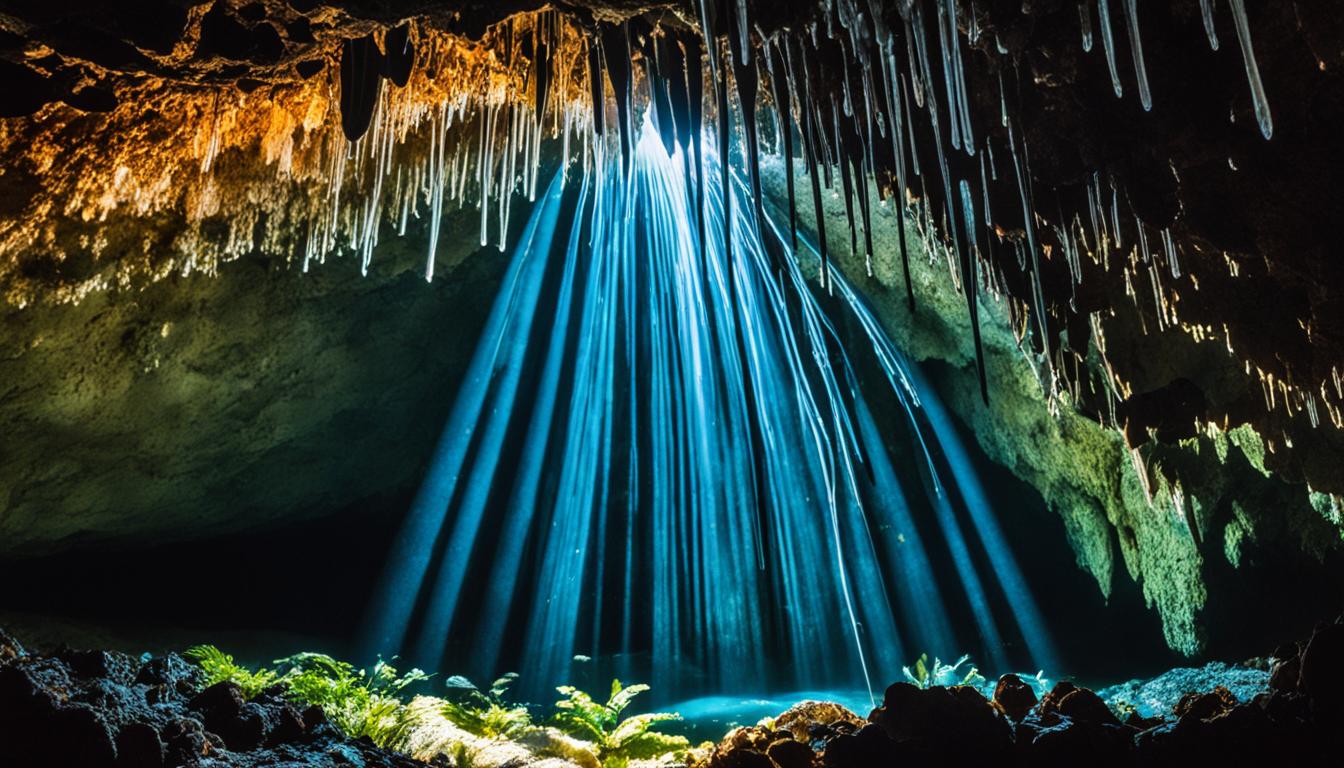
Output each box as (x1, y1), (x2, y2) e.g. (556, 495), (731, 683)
(362, 117), (1060, 700)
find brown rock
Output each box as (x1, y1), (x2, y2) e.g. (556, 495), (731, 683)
(992, 673), (1037, 721)
(1057, 688), (1120, 726)
(869, 682), (1012, 756)
(772, 700), (864, 744)
(766, 737), (815, 768)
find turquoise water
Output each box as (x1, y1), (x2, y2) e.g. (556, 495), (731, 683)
(663, 690), (876, 743)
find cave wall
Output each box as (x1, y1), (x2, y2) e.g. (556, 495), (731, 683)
(0, 207), (503, 557)
(761, 157), (1344, 658)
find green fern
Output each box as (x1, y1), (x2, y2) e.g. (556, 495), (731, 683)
(183, 645), (279, 699)
(901, 653), (986, 690)
(552, 680), (689, 766)
(439, 673), (533, 739)
(183, 645), (430, 749)
(272, 652), (430, 746)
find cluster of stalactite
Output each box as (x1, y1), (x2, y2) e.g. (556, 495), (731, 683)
(2, 0), (1339, 470)
(0, 11), (592, 304)
(566, 1), (1336, 465)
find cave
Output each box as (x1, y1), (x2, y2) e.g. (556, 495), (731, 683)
(1, 1), (1342, 766)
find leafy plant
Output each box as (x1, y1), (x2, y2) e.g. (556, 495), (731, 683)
(271, 652), (430, 746)
(552, 680), (689, 765)
(183, 645), (430, 749)
(902, 653), (986, 690)
(1023, 670), (1051, 697)
(184, 645), (280, 699)
(439, 672), (533, 739)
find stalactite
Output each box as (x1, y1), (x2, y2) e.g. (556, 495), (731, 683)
(384, 24), (415, 88)
(685, 35), (707, 259)
(959, 179), (989, 404)
(1097, 0), (1124, 98)
(339, 34), (384, 142)
(534, 16), (552, 123)
(600, 23), (634, 173)
(1079, 1), (1094, 53)
(728, 7), (766, 239)
(587, 38), (605, 137)
(795, 35), (831, 287)
(1228, 0), (1274, 139)
(1200, 0), (1220, 50)
(836, 102), (859, 260)
(767, 40), (798, 248)
(1122, 0), (1153, 111)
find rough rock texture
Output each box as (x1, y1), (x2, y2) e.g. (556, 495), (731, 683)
(1098, 661), (1271, 718)
(695, 620), (1344, 768)
(0, 217), (505, 556)
(0, 632), (439, 768)
(762, 154), (1344, 657)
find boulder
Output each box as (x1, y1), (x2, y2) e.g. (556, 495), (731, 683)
(1056, 688), (1120, 726)
(772, 700), (864, 747)
(766, 737), (816, 768)
(819, 723), (898, 768)
(992, 674), (1037, 721)
(1173, 686), (1237, 722)
(868, 683), (1012, 757)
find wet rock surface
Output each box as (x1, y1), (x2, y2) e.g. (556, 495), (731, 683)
(1099, 660), (1271, 718)
(695, 619), (1344, 767)
(0, 630), (439, 768)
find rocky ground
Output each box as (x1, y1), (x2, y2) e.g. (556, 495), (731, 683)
(693, 618), (1344, 767)
(5, 617), (1343, 767)
(0, 628), (439, 768)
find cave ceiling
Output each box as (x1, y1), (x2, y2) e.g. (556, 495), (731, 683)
(1, 1), (1342, 504)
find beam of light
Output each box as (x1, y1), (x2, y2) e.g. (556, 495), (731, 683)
(768, 188), (1062, 677)
(361, 115), (1060, 701)
(359, 170), (569, 660)
(903, 361), (1064, 675)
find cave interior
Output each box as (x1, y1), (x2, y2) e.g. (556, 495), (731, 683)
(1, 1), (1343, 766)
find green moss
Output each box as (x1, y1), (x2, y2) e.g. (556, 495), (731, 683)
(760, 157), (1337, 658)
(1224, 508), (1250, 568)
(1228, 425), (1270, 477)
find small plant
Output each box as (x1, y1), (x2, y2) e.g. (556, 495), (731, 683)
(552, 680), (690, 766)
(439, 672), (533, 739)
(272, 652), (430, 746)
(184, 645), (279, 698)
(450, 742), (475, 768)
(902, 653), (986, 690)
(1024, 670), (1051, 697)
(184, 645), (429, 749)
